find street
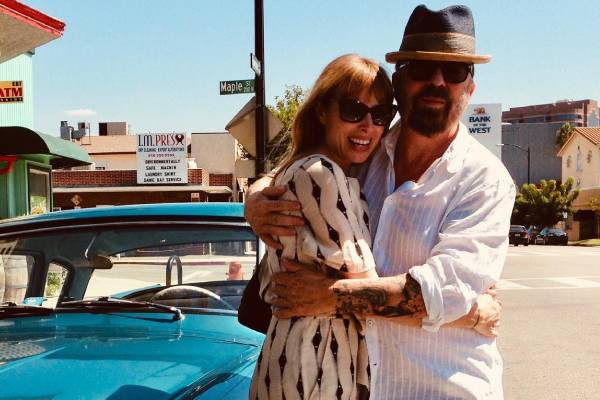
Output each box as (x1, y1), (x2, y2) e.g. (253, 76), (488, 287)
(498, 245), (600, 399)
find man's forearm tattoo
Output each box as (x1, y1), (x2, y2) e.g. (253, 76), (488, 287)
(332, 274), (426, 318)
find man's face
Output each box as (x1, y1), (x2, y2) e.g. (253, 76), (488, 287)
(394, 60), (476, 137)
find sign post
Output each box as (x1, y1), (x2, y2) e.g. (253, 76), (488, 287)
(254, 0), (267, 177)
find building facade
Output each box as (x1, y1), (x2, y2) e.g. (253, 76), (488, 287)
(0, 1), (91, 219)
(557, 128), (600, 240)
(52, 126), (236, 209)
(501, 122), (564, 188)
(503, 99), (599, 127)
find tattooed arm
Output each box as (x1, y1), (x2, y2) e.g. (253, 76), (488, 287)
(332, 273), (426, 321)
(271, 259), (501, 337)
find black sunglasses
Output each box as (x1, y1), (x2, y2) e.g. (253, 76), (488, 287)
(397, 61), (474, 84)
(337, 98), (397, 126)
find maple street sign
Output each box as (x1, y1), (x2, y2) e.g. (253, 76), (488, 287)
(219, 79), (255, 95)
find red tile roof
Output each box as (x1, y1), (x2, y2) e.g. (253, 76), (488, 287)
(575, 127), (600, 145)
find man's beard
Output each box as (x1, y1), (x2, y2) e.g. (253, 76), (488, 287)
(399, 84), (469, 137)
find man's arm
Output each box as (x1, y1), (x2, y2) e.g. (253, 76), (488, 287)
(271, 260), (501, 337)
(270, 259), (425, 320)
(333, 273), (426, 319)
(244, 176), (304, 249)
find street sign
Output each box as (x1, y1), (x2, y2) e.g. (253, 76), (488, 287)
(219, 79), (255, 95)
(225, 96), (284, 158)
(250, 53), (262, 76)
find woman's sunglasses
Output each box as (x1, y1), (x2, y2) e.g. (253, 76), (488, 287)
(337, 98), (397, 126)
(397, 60), (474, 84)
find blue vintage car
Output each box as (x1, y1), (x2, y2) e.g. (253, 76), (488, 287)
(0, 203), (264, 399)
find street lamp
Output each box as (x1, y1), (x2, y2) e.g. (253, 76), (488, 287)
(497, 143), (531, 184)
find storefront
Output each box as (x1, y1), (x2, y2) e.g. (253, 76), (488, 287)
(0, 1), (92, 219)
(0, 126), (92, 218)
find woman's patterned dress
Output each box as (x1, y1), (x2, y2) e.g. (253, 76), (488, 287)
(250, 155), (376, 400)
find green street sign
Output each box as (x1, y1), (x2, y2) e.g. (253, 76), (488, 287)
(220, 79), (255, 95)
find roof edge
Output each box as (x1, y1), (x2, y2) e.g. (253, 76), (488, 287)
(0, 0), (65, 37)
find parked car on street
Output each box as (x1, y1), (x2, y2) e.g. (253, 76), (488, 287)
(0, 203), (264, 399)
(537, 227), (569, 245)
(527, 226), (541, 244)
(509, 225), (529, 246)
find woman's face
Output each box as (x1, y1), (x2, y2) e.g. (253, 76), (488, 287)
(318, 88), (388, 171)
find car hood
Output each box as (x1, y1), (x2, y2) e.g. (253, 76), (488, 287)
(0, 312), (263, 399)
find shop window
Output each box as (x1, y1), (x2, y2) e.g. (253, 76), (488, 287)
(28, 167), (50, 214)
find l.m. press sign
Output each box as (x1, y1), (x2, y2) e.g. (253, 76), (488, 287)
(0, 81), (23, 103)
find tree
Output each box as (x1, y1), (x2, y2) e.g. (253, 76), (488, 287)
(512, 178), (579, 228)
(266, 85), (307, 166)
(555, 122), (575, 149)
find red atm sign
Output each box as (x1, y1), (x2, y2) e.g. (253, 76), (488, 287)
(0, 81), (23, 103)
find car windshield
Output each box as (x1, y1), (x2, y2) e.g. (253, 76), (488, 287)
(0, 223), (259, 311)
(510, 226), (526, 232)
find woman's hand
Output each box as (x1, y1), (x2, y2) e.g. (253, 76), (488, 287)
(244, 184), (304, 249)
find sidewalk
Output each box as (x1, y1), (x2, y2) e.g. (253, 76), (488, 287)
(569, 239), (600, 247)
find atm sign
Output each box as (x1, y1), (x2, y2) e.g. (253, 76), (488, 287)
(0, 81), (23, 103)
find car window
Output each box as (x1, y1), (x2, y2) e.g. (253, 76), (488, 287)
(1, 224), (257, 311)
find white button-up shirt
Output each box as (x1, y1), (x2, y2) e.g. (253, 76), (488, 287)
(357, 122), (515, 399)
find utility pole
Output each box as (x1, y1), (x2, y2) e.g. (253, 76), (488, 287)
(254, 0), (266, 176)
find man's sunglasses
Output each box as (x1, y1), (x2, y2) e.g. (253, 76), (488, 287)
(397, 61), (474, 84)
(337, 98), (397, 126)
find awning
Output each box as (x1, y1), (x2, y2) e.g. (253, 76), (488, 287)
(0, 0), (65, 63)
(0, 126), (92, 168)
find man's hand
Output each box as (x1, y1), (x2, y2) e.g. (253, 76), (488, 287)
(244, 185), (304, 249)
(270, 259), (337, 318)
(473, 293), (502, 338)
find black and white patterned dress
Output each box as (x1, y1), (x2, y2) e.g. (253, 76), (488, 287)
(250, 155), (375, 400)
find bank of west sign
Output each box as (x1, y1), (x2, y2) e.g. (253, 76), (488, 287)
(136, 133), (188, 184)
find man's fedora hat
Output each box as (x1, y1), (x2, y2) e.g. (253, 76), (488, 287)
(386, 4), (491, 64)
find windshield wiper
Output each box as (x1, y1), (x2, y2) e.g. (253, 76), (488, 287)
(0, 302), (54, 319)
(60, 296), (184, 322)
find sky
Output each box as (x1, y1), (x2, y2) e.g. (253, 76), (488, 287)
(23, 0), (600, 137)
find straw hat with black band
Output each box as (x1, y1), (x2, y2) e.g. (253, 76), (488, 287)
(385, 4), (491, 65)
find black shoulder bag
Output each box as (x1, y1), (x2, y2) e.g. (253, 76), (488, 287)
(238, 255), (271, 334)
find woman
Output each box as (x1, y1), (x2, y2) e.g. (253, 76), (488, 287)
(249, 54), (494, 400)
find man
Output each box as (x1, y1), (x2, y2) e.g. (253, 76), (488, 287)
(245, 5), (514, 399)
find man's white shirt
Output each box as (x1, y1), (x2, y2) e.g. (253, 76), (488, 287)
(357, 122), (515, 399)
